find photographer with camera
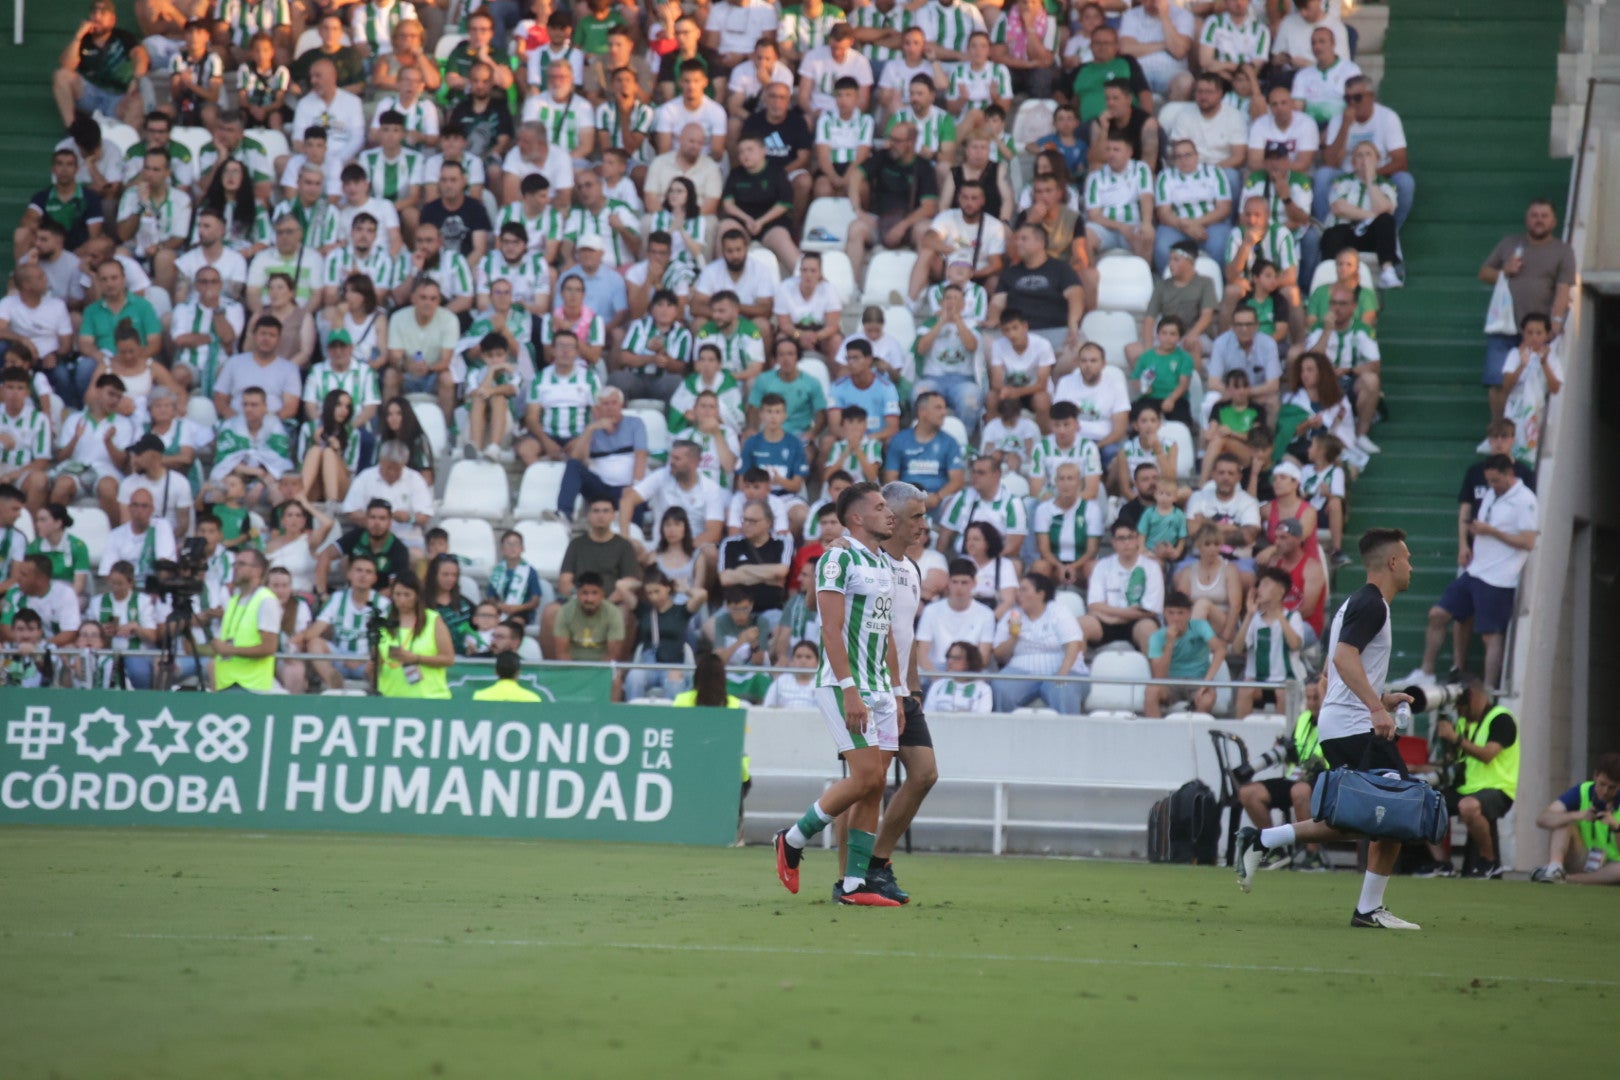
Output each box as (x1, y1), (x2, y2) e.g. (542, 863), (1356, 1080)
(1427, 673), (1519, 879)
(1532, 753), (1620, 885)
(212, 548), (283, 692)
(1235, 673), (1329, 871)
(373, 568), (455, 700)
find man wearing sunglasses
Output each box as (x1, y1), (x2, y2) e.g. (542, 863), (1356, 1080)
(1317, 76), (1414, 229)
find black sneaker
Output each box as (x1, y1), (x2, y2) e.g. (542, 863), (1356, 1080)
(1464, 860), (1503, 880)
(1410, 859), (1456, 879)
(866, 861), (911, 904)
(834, 881), (901, 907)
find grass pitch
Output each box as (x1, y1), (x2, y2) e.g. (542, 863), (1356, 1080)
(1, 828), (1612, 1079)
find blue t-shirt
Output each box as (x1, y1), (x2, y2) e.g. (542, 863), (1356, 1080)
(1148, 617), (1218, 679)
(740, 430), (809, 493)
(830, 374), (901, 435)
(1035, 132), (1087, 177)
(1557, 783), (1613, 812)
(883, 427), (963, 494)
(587, 413), (648, 456)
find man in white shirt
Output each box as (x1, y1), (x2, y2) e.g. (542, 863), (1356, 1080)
(692, 229), (777, 322)
(1166, 72), (1249, 190)
(1186, 453), (1262, 566)
(99, 486), (176, 586)
(915, 557), (997, 679)
(909, 181), (1007, 300)
(118, 434), (192, 537)
(1248, 82), (1319, 172)
(618, 439), (728, 552)
(1051, 343), (1131, 463)
(797, 25), (874, 119)
(1272, 0), (1350, 70)
(1317, 77), (1414, 227)
(173, 209), (249, 302)
(1117, 0), (1196, 99)
(501, 122), (576, 206)
(1418, 456), (1537, 688)
(705, 0), (779, 67)
(1290, 25), (1361, 129)
(341, 439), (436, 549)
(654, 62), (730, 159)
(291, 58), (368, 164)
(1081, 518), (1164, 652)
(0, 264), (74, 372)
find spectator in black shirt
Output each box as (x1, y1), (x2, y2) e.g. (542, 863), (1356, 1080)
(656, 16), (727, 102)
(740, 82), (814, 220)
(289, 13), (365, 95)
(990, 222), (1086, 353)
(419, 161), (494, 261)
(21, 148), (107, 256)
(448, 73), (517, 171)
(845, 120), (940, 280)
(1457, 418), (1535, 560)
(1114, 462), (1161, 532)
(335, 498), (414, 586)
(721, 136), (799, 273)
(54, 0), (147, 127)
(718, 497), (793, 619)
(622, 568), (707, 701)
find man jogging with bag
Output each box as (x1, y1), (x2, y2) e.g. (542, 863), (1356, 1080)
(1235, 527), (1420, 929)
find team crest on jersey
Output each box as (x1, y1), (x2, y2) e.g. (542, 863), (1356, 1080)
(823, 559), (842, 584)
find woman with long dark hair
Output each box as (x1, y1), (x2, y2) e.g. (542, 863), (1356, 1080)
(964, 520), (1020, 620)
(322, 272), (388, 369)
(375, 568), (456, 699)
(194, 157), (270, 256)
(425, 553), (477, 649)
(264, 498), (334, 594)
(376, 395), (436, 483)
(650, 176), (709, 268)
(300, 389), (361, 502)
(648, 505), (707, 602)
(1279, 352), (1357, 466)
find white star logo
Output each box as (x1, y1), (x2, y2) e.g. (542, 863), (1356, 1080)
(70, 708), (130, 764)
(135, 708), (192, 767)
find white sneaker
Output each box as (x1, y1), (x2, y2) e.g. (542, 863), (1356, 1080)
(1235, 826), (1264, 894)
(1377, 265), (1404, 289)
(1351, 907), (1421, 930)
(1400, 667), (1430, 686)
(1356, 434), (1382, 454)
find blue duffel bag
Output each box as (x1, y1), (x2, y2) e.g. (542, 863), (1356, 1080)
(1311, 766), (1448, 845)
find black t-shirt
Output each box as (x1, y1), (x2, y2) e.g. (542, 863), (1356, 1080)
(291, 46), (366, 91)
(449, 96), (516, 160)
(658, 47), (726, 96)
(1480, 710), (1517, 749)
(740, 109), (814, 167)
(948, 161), (1004, 220)
(1116, 495), (1152, 531)
(636, 601), (691, 662)
(420, 197), (494, 257)
(30, 185), (104, 251)
(723, 164), (792, 223)
(336, 528), (413, 586)
(718, 534), (790, 612)
(1103, 106), (1155, 164)
(994, 256), (1081, 330)
(860, 150), (938, 217)
(78, 28), (141, 91)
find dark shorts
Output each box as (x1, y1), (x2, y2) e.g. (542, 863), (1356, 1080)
(1483, 332), (1520, 387)
(1321, 732), (1410, 779)
(1259, 776), (1301, 808)
(1094, 621), (1142, 647)
(1445, 787), (1513, 820)
(899, 694), (933, 749)
(1438, 573), (1516, 635)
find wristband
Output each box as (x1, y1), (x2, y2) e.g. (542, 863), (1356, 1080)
(838, 677), (856, 690)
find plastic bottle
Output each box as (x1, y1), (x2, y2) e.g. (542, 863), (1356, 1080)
(1394, 702), (1412, 733)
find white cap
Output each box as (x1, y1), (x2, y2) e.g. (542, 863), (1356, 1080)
(575, 233), (607, 252)
(1272, 460), (1303, 484)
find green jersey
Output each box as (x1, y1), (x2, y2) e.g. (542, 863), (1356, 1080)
(780, 5), (846, 53)
(694, 318), (766, 377)
(621, 317), (694, 377)
(1131, 346), (1195, 401)
(495, 203), (568, 255)
(562, 200), (640, 266)
(1032, 496), (1105, 563)
(826, 436), (883, 478)
(0, 404), (50, 470)
(357, 147), (424, 201)
(271, 197), (341, 250)
(887, 107), (956, 158)
(323, 244), (408, 293)
(1028, 434), (1102, 489)
(302, 361), (380, 413)
(527, 363), (600, 440)
(29, 534), (90, 583)
(813, 536), (895, 694)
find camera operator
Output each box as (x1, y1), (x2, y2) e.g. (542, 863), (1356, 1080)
(1532, 753), (1620, 885)
(212, 549), (283, 692)
(1430, 673), (1519, 879)
(373, 568), (455, 700)
(1235, 673), (1329, 870)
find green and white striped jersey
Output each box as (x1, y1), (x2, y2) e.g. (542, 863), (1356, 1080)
(1224, 222), (1298, 274)
(189, 200), (272, 251)
(299, 418), (366, 472)
(1198, 12), (1271, 65)
(271, 197), (341, 250)
(0, 404), (50, 469)
(169, 49), (224, 93)
(94, 590), (141, 630)
(1028, 434), (1102, 488)
(495, 203), (567, 255)
(116, 186), (192, 253)
(0, 527), (24, 583)
(940, 483), (1029, 546)
(123, 140), (196, 188)
(847, 0), (899, 63)
(169, 299), (245, 395)
(886, 106), (956, 157)
(1084, 160), (1154, 223)
(814, 110), (874, 165)
(694, 318), (766, 377)
(562, 201), (640, 266)
(621, 316), (694, 375)
(593, 99), (656, 164)
(918, 0), (985, 55)
(423, 251), (476, 300)
(1239, 170), (1312, 235)
(528, 92), (594, 152)
(648, 210), (708, 270)
(372, 94), (440, 144)
(1154, 164), (1231, 220)
(921, 280), (989, 323)
(357, 147), (425, 202)
(212, 414), (293, 479)
(302, 360), (380, 411)
(464, 306), (536, 366)
(476, 251), (553, 306)
(317, 587), (389, 653)
(668, 370), (745, 434)
(688, 426), (739, 486)
(948, 61), (1012, 105)
(1325, 175), (1398, 228)
(237, 63), (291, 109)
(989, 9), (1057, 52)
(1307, 325), (1379, 372)
(1032, 496), (1105, 563)
(352, 0), (418, 53)
(527, 363), (601, 440)
(323, 244), (408, 292)
(536, 312), (607, 351)
(220, 0), (291, 49)
(1243, 610), (1303, 684)
(814, 535), (895, 693)
(825, 436), (883, 477)
(780, 4), (846, 53)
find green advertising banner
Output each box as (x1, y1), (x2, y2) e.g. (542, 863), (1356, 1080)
(0, 691), (745, 845)
(445, 662), (611, 702)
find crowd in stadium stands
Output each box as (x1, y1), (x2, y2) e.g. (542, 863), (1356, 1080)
(0, 0), (1563, 710)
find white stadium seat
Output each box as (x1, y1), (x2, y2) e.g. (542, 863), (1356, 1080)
(633, 407), (670, 463)
(1158, 420), (1197, 480)
(167, 125), (212, 167)
(186, 394), (217, 431)
(1011, 98), (1058, 149)
(513, 461), (567, 519)
(814, 250), (858, 306)
(1053, 590), (1086, 621)
(801, 198), (858, 252)
(747, 246), (782, 292)
(1309, 256), (1376, 295)
(1155, 101), (1195, 133)
(798, 356), (832, 398)
(1079, 310), (1138, 369)
(940, 415), (969, 451)
(439, 518), (497, 580)
(861, 250), (916, 307)
(96, 117), (140, 159)
(434, 33), (466, 61)
(1085, 648), (1151, 713)
(438, 460), (511, 521)
(880, 305), (915, 347)
(70, 508), (111, 568)
(247, 127), (290, 168)
(515, 519), (572, 581)
(1096, 254), (1155, 315)
(1001, 471), (1030, 498)
(410, 400), (449, 461)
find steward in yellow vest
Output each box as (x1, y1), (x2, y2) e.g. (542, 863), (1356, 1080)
(1531, 754), (1620, 884)
(213, 550), (280, 692)
(376, 571), (455, 699)
(472, 651), (543, 702)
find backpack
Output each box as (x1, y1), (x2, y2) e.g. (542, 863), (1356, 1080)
(1147, 779), (1221, 865)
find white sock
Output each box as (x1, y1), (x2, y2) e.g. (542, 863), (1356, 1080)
(1357, 872), (1390, 914)
(1260, 824), (1296, 850)
(785, 825), (808, 848)
(842, 874), (866, 892)
(811, 800), (834, 824)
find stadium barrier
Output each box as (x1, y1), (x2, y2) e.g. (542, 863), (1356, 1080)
(0, 689), (746, 845)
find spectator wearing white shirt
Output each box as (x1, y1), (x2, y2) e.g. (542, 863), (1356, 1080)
(1082, 134), (1156, 262)
(1417, 456), (1538, 688)
(796, 26), (874, 118)
(1317, 77), (1414, 229)
(118, 433), (192, 537)
(1081, 519), (1164, 652)
(291, 58), (368, 165)
(654, 63), (731, 160)
(618, 439), (729, 554)
(1052, 343), (1132, 465)
(1248, 83), (1320, 173)
(909, 180), (1008, 300)
(1271, 0), (1351, 72)
(1290, 26), (1361, 128)
(1168, 73), (1250, 194)
(915, 558), (998, 679)
(1184, 453), (1262, 568)
(98, 486), (176, 586)
(992, 571), (1086, 713)
(1304, 284), (1382, 453)
(48, 373), (135, 521)
(773, 253), (844, 358)
(341, 440), (436, 550)
(1116, 0), (1195, 100)
(922, 640), (995, 713)
(705, 0), (780, 66)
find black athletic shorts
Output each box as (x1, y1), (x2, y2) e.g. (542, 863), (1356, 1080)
(899, 694), (933, 749)
(1260, 777), (1301, 808)
(1095, 621), (1141, 648)
(1321, 732), (1410, 779)
(1445, 787), (1513, 820)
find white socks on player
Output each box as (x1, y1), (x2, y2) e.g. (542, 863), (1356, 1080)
(1357, 872), (1390, 914)
(1260, 824), (1296, 850)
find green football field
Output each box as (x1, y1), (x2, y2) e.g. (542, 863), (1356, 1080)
(1, 827), (1611, 1079)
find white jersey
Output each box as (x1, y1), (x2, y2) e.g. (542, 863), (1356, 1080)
(885, 551), (922, 692)
(1318, 583), (1391, 740)
(814, 535), (895, 694)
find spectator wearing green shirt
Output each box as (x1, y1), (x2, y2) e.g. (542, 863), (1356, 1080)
(1070, 26), (1151, 125)
(53, 0), (148, 127)
(575, 0), (625, 56)
(747, 332), (828, 442)
(1143, 590), (1225, 717)
(550, 571), (627, 661)
(78, 259), (163, 368)
(1128, 314), (1195, 426)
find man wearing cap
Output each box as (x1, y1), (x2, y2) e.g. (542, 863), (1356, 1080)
(303, 328), (381, 430)
(53, 0), (149, 128)
(559, 234), (630, 331)
(119, 432), (193, 537)
(98, 485), (177, 588)
(1256, 503), (1326, 645)
(473, 650), (544, 701)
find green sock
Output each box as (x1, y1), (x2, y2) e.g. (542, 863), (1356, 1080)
(845, 829), (876, 887)
(795, 804), (830, 841)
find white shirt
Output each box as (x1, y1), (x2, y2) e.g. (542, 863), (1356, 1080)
(291, 89), (368, 162)
(798, 45), (874, 113)
(1119, 4), (1196, 49)
(706, 0), (780, 55)
(11, 581), (82, 638)
(1051, 367), (1131, 444)
(927, 210), (1007, 273)
(501, 144), (575, 194)
(1166, 104), (1250, 167)
(694, 257), (776, 306)
(1247, 111), (1320, 157)
(993, 602), (1084, 661)
(1087, 553), (1165, 616)
(175, 246), (250, 294)
(653, 96), (730, 141)
(99, 519), (177, 578)
(1186, 482), (1262, 538)
(1273, 12), (1350, 62)
(1323, 104), (1408, 169)
(1467, 479), (1538, 589)
(990, 334), (1056, 389)
(632, 467), (728, 532)
(119, 471), (194, 530)
(340, 465), (437, 545)
(916, 597), (996, 671)
(773, 277), (842, 325)
(0, 294), (73, 357)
